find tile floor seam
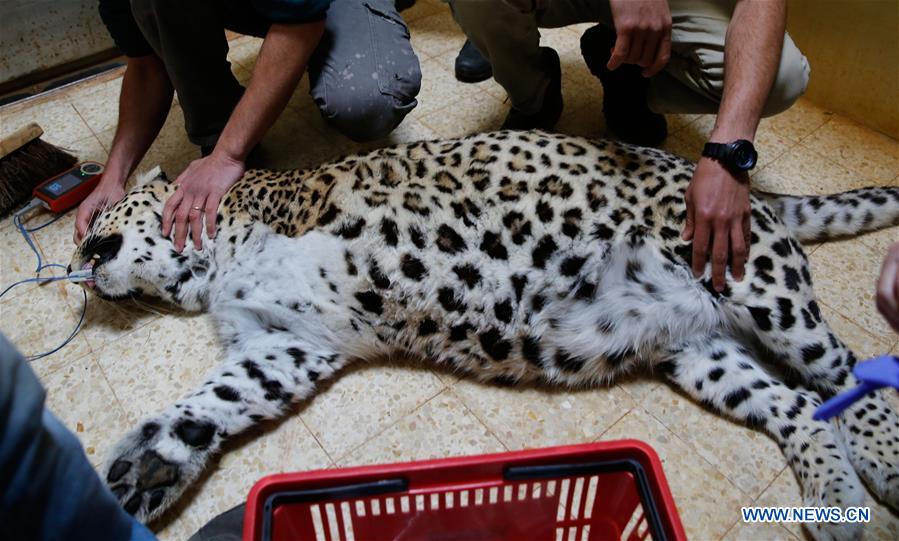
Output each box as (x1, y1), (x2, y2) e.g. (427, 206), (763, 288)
(69, 98), (113, 143)
(81, 301), (164, 351)
(593, 405), (633, 441)
(717, 519), (739, 541)
(327, 382), (451, 464)
(444, 385), (512, 452)
(427, 368), (454, 389)
(57, 291), (96, 357)
(764, 108), (834, 147)
(803, 242), (821, 256)
(588, 408), (633, 444)
(753, 464), (789, 502)
(636, 403), (754, 499)
(792, 114), (834, 146)
(297, 415), (338, 467)
(857, 233), (899, 257)
(716, 516), (800, 541)
(794, 137), (893, 187)
(887, 335), (899, 353)
(614, 381), (660, 402)
(418, 92), (508, 138)
(816, 298), (895, 351)
(762, 139), (799, 172)
(91, 351), (135, 427)
(28, 341), (95, 380)
(416, 97), (469, 133)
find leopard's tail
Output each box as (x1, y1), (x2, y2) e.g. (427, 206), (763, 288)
(762, 186), (899, 243)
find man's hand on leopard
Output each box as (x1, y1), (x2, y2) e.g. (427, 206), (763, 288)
(163, 151), (245, 252)
(682, 157), (752, 292)
(607, 0), (672, 77)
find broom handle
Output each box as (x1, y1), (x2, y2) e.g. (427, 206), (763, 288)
(0, 123), (44, 160)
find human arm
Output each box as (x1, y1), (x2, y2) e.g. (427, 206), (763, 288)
(74, 55), (174, 243)
(0, 334), (151, 541)
(162, 20), (324, 252)
(682, 0), (787, 291)
(877, 242), (899, 333)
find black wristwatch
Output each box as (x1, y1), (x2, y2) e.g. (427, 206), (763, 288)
(702, 139), (758, 172)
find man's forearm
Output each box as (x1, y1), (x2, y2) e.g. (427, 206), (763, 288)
(105, 55), (174, 185)
(712, 0), (786, 142)
(214, 21), (325, 162)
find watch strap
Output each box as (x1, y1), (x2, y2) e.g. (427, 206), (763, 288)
(702, 142), (729, 161)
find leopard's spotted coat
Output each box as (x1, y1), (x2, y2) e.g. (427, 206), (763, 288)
(72, 130), (899, 540)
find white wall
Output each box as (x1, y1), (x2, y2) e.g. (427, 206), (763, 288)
(787, 0), (899, 138)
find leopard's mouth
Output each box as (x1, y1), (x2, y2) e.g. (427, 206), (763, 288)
(69, 255), (143, 301)
(80, 261), (96, 289)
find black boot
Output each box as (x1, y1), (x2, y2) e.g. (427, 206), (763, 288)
(580, 24), (668, 147)
(454, 40), (493, 83)
(501, 47), (563, 131)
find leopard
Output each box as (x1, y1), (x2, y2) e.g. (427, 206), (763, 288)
(70, 130), (899, 541)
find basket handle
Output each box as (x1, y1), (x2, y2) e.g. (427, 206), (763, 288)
(505, 459), (668, 541)
(261, 478), (408, 541)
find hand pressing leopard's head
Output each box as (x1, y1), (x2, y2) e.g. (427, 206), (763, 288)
(70, 168), (212, 311)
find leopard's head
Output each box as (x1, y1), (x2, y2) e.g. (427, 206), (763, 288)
(70, 168), (213, 311)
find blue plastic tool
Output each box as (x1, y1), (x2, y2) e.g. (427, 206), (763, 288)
(813, 355), (899, 421)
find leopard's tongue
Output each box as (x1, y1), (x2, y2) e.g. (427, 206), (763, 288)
(77, 261), (96, 288)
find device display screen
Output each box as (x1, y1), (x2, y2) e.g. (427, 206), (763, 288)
(38, 171), (86, 199)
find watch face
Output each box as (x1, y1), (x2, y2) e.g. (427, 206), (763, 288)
(731, 140), (758, 171)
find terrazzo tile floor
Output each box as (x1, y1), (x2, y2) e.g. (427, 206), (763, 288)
(1, 1), (898, 539)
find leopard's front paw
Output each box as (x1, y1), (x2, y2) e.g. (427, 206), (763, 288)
(104, 418), (215, 522)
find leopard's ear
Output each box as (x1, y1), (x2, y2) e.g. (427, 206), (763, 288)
(135, 166), (168, 187)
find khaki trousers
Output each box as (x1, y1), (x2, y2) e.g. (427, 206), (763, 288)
(448, 0), (810, 116)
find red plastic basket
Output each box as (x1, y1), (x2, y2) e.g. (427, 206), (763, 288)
(244, 441), (686, 541)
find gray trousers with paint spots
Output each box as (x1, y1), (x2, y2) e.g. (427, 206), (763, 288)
(131, 0), (422, 145)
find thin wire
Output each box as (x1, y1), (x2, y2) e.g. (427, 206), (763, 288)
(3, 202), (89, 361)
(25, 212), (67, 233)
(14, 211), (43, 273)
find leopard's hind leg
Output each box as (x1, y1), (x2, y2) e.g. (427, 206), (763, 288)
(736, 296), (899, 510)
(660, 333), (865, 541)
(102, 328), (347, 523)
(723, 226), (899, 511)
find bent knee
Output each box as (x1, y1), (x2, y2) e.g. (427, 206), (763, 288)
(762, 35), (811, 117)
(323, 93), (418, 142)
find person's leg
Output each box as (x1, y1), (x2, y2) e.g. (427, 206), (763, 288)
(646, 0), (810, 116)
(129, 0), (268, 147)
(0, 333), (155, 541)
(307, 0), (421, 142)
(447, 0), (547, 115)
(581, 22), (670, 146)
(454, 39), (493, 83)
(448, 0), (603, 128)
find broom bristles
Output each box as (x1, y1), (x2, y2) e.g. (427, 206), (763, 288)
(0, 138), (77, 218)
